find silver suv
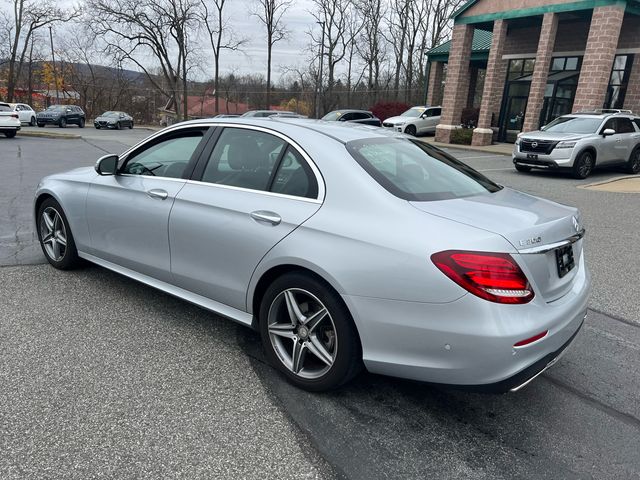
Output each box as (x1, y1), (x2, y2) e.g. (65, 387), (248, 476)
(513, 110), (640, 178)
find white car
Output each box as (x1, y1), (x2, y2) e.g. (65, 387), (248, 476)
(10, 103), (37, 126)
(0, 102), (21, 138)
(382, 106), (442, 136)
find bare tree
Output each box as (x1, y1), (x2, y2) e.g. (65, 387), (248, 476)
(309, 0), (350, 112)
(3, 0), (77, 101)
(252, 0), (291, 109)
(87, 0), (199, 120)
(199, 0), (247, 114)
(384, 0), (411, 100)
(355, 0), (385, 104)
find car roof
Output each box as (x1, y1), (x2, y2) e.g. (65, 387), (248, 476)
(169, 117), (404, 143)
(327, 109), (372, 114)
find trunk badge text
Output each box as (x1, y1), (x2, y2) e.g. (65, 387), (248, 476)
(519, 236), (542, 247)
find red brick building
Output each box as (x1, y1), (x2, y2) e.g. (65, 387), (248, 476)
(425, 0), (640, 145)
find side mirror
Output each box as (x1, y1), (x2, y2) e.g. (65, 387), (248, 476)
(602, 128), (616, 136)
(540, 125), (547, 131)
(95, 154), (119, 175)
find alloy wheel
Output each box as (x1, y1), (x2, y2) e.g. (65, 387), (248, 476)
(578, 154), (593, 178)
(267, 288), (337, 379)
(631, 150), (640, 174)
(40, 207), (67, 262)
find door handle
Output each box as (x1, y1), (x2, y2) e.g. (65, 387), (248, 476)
(146, 188), (168, 200)
(250, 210), (281, 226)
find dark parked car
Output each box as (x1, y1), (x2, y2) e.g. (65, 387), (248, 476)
(94, 111), (134, 129)
(37, 105), (86, 128)
(322, 110), (382, 127)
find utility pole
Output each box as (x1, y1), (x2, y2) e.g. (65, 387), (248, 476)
(315, 21), (325, 119)
(49, 26), (60, 105)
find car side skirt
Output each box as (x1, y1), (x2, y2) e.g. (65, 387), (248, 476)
(79, 251), (254, 327)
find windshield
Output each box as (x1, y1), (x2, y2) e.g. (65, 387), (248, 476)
(322, 111), (342, 121)
(346, 138), (502, 201)
(400, 108), (425, 118)
(47, 105), (66, 111)
(102, 111), (118, 117)
(543, 116), (602, 134)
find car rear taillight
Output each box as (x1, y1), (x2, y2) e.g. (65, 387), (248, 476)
(11, 114), (19, 119)
(431, 250), (534, 304)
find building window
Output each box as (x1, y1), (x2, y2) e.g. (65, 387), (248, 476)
(605, 55), (634, 109)
(507, 58), (535, 80)
(550, 56), (581, 72)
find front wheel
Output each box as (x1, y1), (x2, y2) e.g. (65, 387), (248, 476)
(59, 117), (67, 128)
(625, 147), (640, 174)
(404, 124), (417, 136)
(116, 122), (122, 130)
(259, 272), (362, 391)
(128, 122), (133, 129)
(572, 151), (595, 179)
(515, 164), (531, 173)
(37, 123), (44, 128)
(36, 198), (81, 270)
(79, 118), (85, 128)
(29, 116), (36, 126)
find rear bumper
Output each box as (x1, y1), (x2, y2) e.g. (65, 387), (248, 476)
(0, 125), (20, 131)
(342, 257), (590, 389)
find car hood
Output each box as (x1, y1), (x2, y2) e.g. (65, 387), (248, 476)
(95, 116), (117, 121)
(384, 116), (412, 124)
(520, 131), (589, 141)
(410, 187), (579, 251)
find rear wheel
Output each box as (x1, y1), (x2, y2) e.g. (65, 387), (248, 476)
(572, 150), (595, 179)
(5, 131), (17, 138)
(36, 198), (81, 270)
(29, 116), (36, 126)
(259, 272), (362, 391)
(515, 164), (531, 173)
(405, 124), (417, 136)
(625, 147), (640, 174)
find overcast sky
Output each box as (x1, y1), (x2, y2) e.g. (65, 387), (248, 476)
(213, 0), (319, 81)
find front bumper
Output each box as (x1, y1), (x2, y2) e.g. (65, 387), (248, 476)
(341, 255), (590, 390)
(37, 117), (61, 125)
(512, 143), (578, 168)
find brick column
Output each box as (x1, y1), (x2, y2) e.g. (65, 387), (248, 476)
(426, 61), (444, 106)
(435, 24), (474, 143)
(573, 5), (625, 112)
(522, 13), (558, 133)
(472, 20), (507, 146)
(623, 55), (640, 114)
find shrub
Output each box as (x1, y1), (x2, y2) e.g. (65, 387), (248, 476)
(450, 128), (473, 145)
(369, 101), (411, 122)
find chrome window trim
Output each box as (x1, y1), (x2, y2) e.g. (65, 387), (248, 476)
(185, 179), (322, 204)
(518, 229), (585, 254)
(117, 122), (326, 202)
(118, 173), (187, 183)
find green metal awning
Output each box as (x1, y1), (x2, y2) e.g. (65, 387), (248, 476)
(427, 29), (492, 63)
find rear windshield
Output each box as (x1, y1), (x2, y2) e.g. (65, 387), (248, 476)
(346, 138), (502, 201)
(543, 117), (601, 133)
(0, 104), (11, 112)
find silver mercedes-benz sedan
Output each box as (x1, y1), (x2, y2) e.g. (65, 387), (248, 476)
(34, 118), (590, 392)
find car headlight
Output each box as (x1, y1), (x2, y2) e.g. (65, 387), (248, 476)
(556, 141), (577, 149)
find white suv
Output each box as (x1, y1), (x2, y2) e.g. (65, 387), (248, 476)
(0, 102), (21, 138)
(382, 106), (441, 136)
(513, 110), (640, 178)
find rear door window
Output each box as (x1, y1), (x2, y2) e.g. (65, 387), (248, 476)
(616, 118), (634, 133)
(270, 147), (318, 199)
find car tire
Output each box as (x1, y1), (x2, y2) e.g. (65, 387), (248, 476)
(95, 125), (100, 129)
(116, 122), (122, 130)
(259, 272), (362, 391)
(625, 147), (640, 174)
(37, 123), (44, 128)
(5, 131), (17, 138)
(405, 124), (417, 136)
(572, 150), (595, 179)
(36, 198), (81, 270)
(79, 118), (85, 128)
(515, 164), (531, 173)
(59, 117), (67, 128)
(129, 122), (133, 129)
(29, 116), (36, 126)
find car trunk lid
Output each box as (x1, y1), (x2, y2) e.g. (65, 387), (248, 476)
(411, 188), (584, 302)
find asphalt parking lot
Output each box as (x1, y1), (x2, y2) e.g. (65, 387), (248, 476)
(1, 128), (639, 479)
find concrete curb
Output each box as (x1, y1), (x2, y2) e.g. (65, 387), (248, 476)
(18, 130), (81, 140)
(578, 175), (640, 193)
(417, 137), (514, 156)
